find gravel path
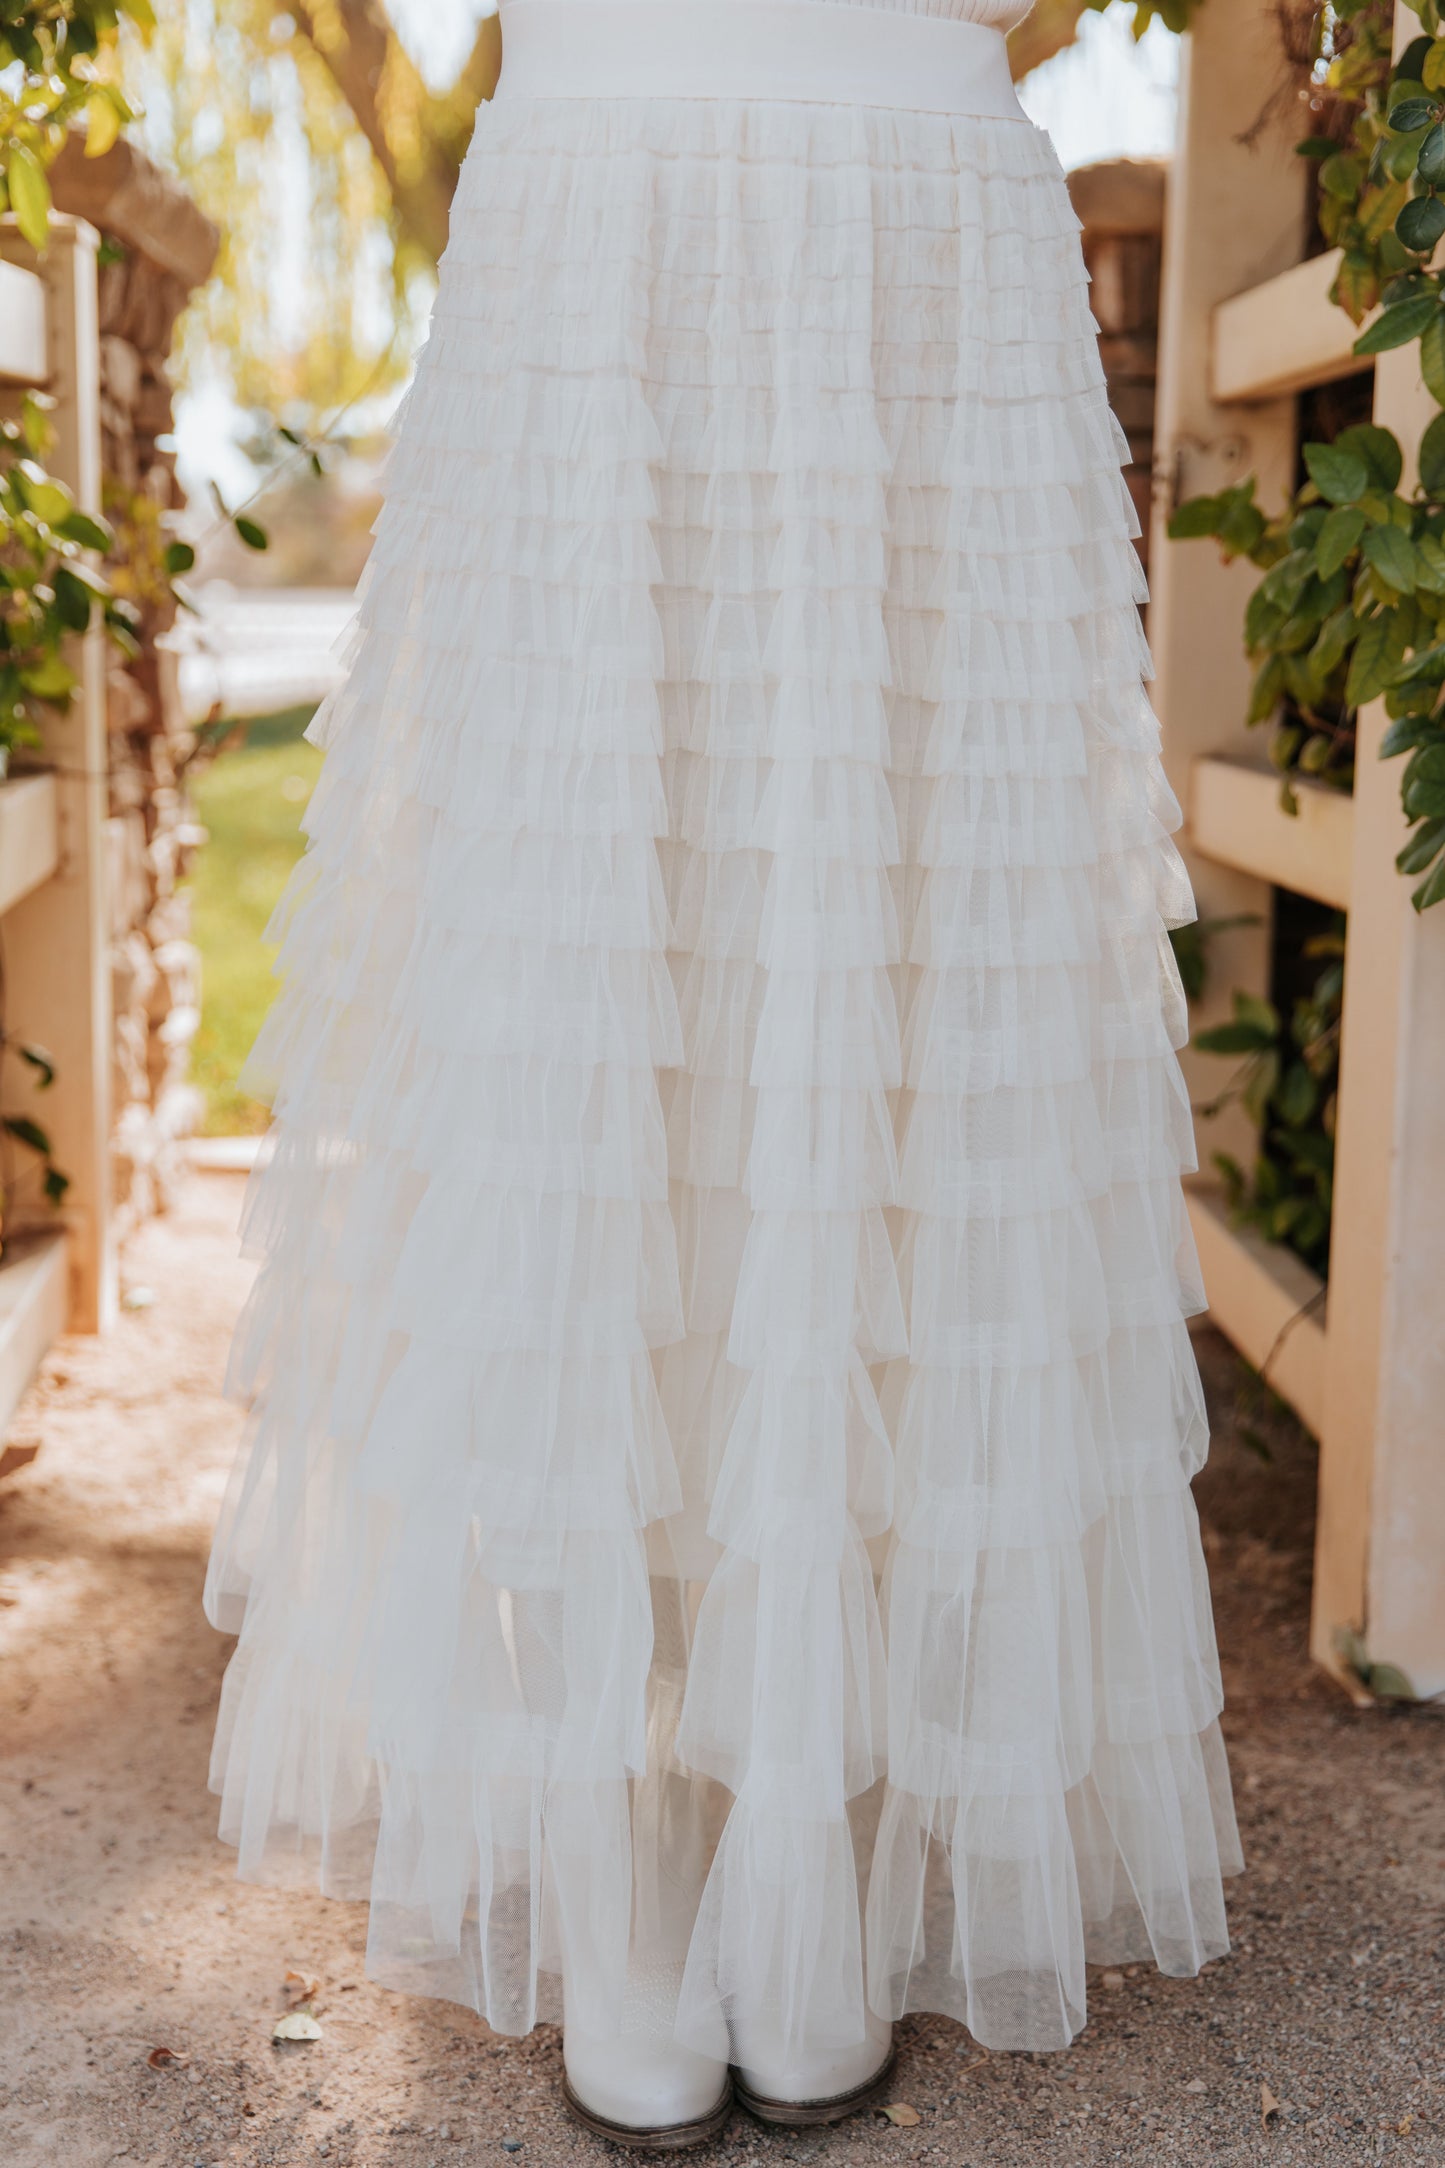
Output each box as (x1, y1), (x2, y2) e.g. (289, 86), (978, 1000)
(1, 1173), (1441, 2168)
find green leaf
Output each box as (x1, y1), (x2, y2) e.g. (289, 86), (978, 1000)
(1397, 814), (1445, 870)
(162, 540), (196, 577)
(1243, 1049), (1282, 1129)
(1335, 424), (1404, 493)
(57, 509), (113, 553)
(51, 565), (94, 631)
(1381, 226), (1421, 274)
(20, 653), (77, 701)
(1366, 1662), (1418, 1700)
(1388, 125), (1432, 184)
(1168, 493), (1223, 541)
(1194, 1020), (1278, 1056)
(1302, 442), (1370, 504)
(1363, 523), (1420, 592)
(1423, 307), (1445, 404)
(1415, 532), (1445, 592)
(1361, 185), (1411, 256)
(1403, 773), (1445, 819)
(1288, 504), (1328, 554)
(1380, 715), (1440, 757)
(1259, 549), (1314, 614)
(234, 516), (269, 552)
(1422, 40), (1445, 91)
(1346, 608), (1409, 705)
(1397, 192), (1445, 254)
(1420, 409), (1445, 495)
(1393, 637), (1445, 684)
(1391, 96), (1438, 132)
(1240, 990), (1280, 1036)
(1354, 291), (1441, 353)
(1320, 150), (1367, 199)
(1270, 721), (1305, 774)
(1311, 606), (1357, 681)
(2, 1113), (53, 1157)
(1413, 851), (1445, 907)
(1316, 504), (1367, 577)
(1421, 118), (1445, 183)
(1275, 1061), (1318, 1126)
(1217, 493), (1268, 559)
(14, 462), (73, 527)
(1405, 739), (1445, 787)
(5, 144), (51, 254)
(1247, 653), (1286, 726)
(17, 1042), (56, 1089)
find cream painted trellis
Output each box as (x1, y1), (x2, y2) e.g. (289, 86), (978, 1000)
(1151, 0), (1445, 1699)
(0, 214), (115, 1439)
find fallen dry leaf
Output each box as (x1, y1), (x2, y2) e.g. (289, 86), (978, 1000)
(0, 1441), (40, 1484)
(881, 2103), (920, 2127)
(1398, 2115), (1414, 2136)
(145, 2046), (188, 2070)
(282, 1969), (321, 2007)
(271, 2011), (323, 2043)
(1261, 2081), (1281, 2125)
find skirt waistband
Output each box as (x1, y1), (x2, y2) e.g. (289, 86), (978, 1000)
(493, 0), (1025, 118)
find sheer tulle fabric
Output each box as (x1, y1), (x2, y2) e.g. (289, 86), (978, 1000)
(206, 83), (1241, 2061)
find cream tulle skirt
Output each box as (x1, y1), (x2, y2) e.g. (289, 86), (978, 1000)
(205, 68), (1242, 2063)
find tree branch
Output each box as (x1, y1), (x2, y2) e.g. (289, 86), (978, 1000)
(1008, 0), (1092, 82)
(290, 0), (459, 262)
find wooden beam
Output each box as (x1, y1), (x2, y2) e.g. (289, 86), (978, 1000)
(0, 259), (47, 385)
(1211, 250), (1371, 405)
(0, 1228), (69, 1443)
(1150, 0), (1309, 1175)
(1189, 755), (1353, 911)
(1314, 276), (1445, 1701)
(0, 217), (115, 1335)
(0, 774), (61, 920)
(1188, 1188), (1328, 1439)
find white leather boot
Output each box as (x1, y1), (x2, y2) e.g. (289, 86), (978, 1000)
(730, 2002), (896, 2127)
(562, 1959), (733, 2149)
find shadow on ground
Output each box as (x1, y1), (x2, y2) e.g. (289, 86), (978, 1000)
(0, 1176), (1440, 2168)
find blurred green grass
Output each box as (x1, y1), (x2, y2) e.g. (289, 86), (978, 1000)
(186, 703), (321, 1135)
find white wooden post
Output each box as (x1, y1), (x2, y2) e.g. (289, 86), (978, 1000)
(0, 215), (115, 1336)
(1149, 0), (1311, 1179)
(1310, 4), (1445, 1701)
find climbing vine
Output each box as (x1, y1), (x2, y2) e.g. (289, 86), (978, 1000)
(1168, 0), (1445, 1276)
(1172, 0), (1445, 914)
(0, 0), (155, 1245)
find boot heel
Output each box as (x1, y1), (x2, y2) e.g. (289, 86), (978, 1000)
(562, 2076), (734, 2150)
(732, 2044), (897, 2128)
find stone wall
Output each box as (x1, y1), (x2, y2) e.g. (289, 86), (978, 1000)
(1067, 156), (1167, 577)
(49, 140), (219, 1245)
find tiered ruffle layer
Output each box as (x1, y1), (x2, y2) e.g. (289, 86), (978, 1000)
(206, 90), (1241, 2059)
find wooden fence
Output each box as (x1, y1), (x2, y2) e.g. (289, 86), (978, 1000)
(1151, 0), (1445, 1699)
(0, 214), (115, 1441)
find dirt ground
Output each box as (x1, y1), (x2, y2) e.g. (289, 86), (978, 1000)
(1, 1171), (1442, 2168)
